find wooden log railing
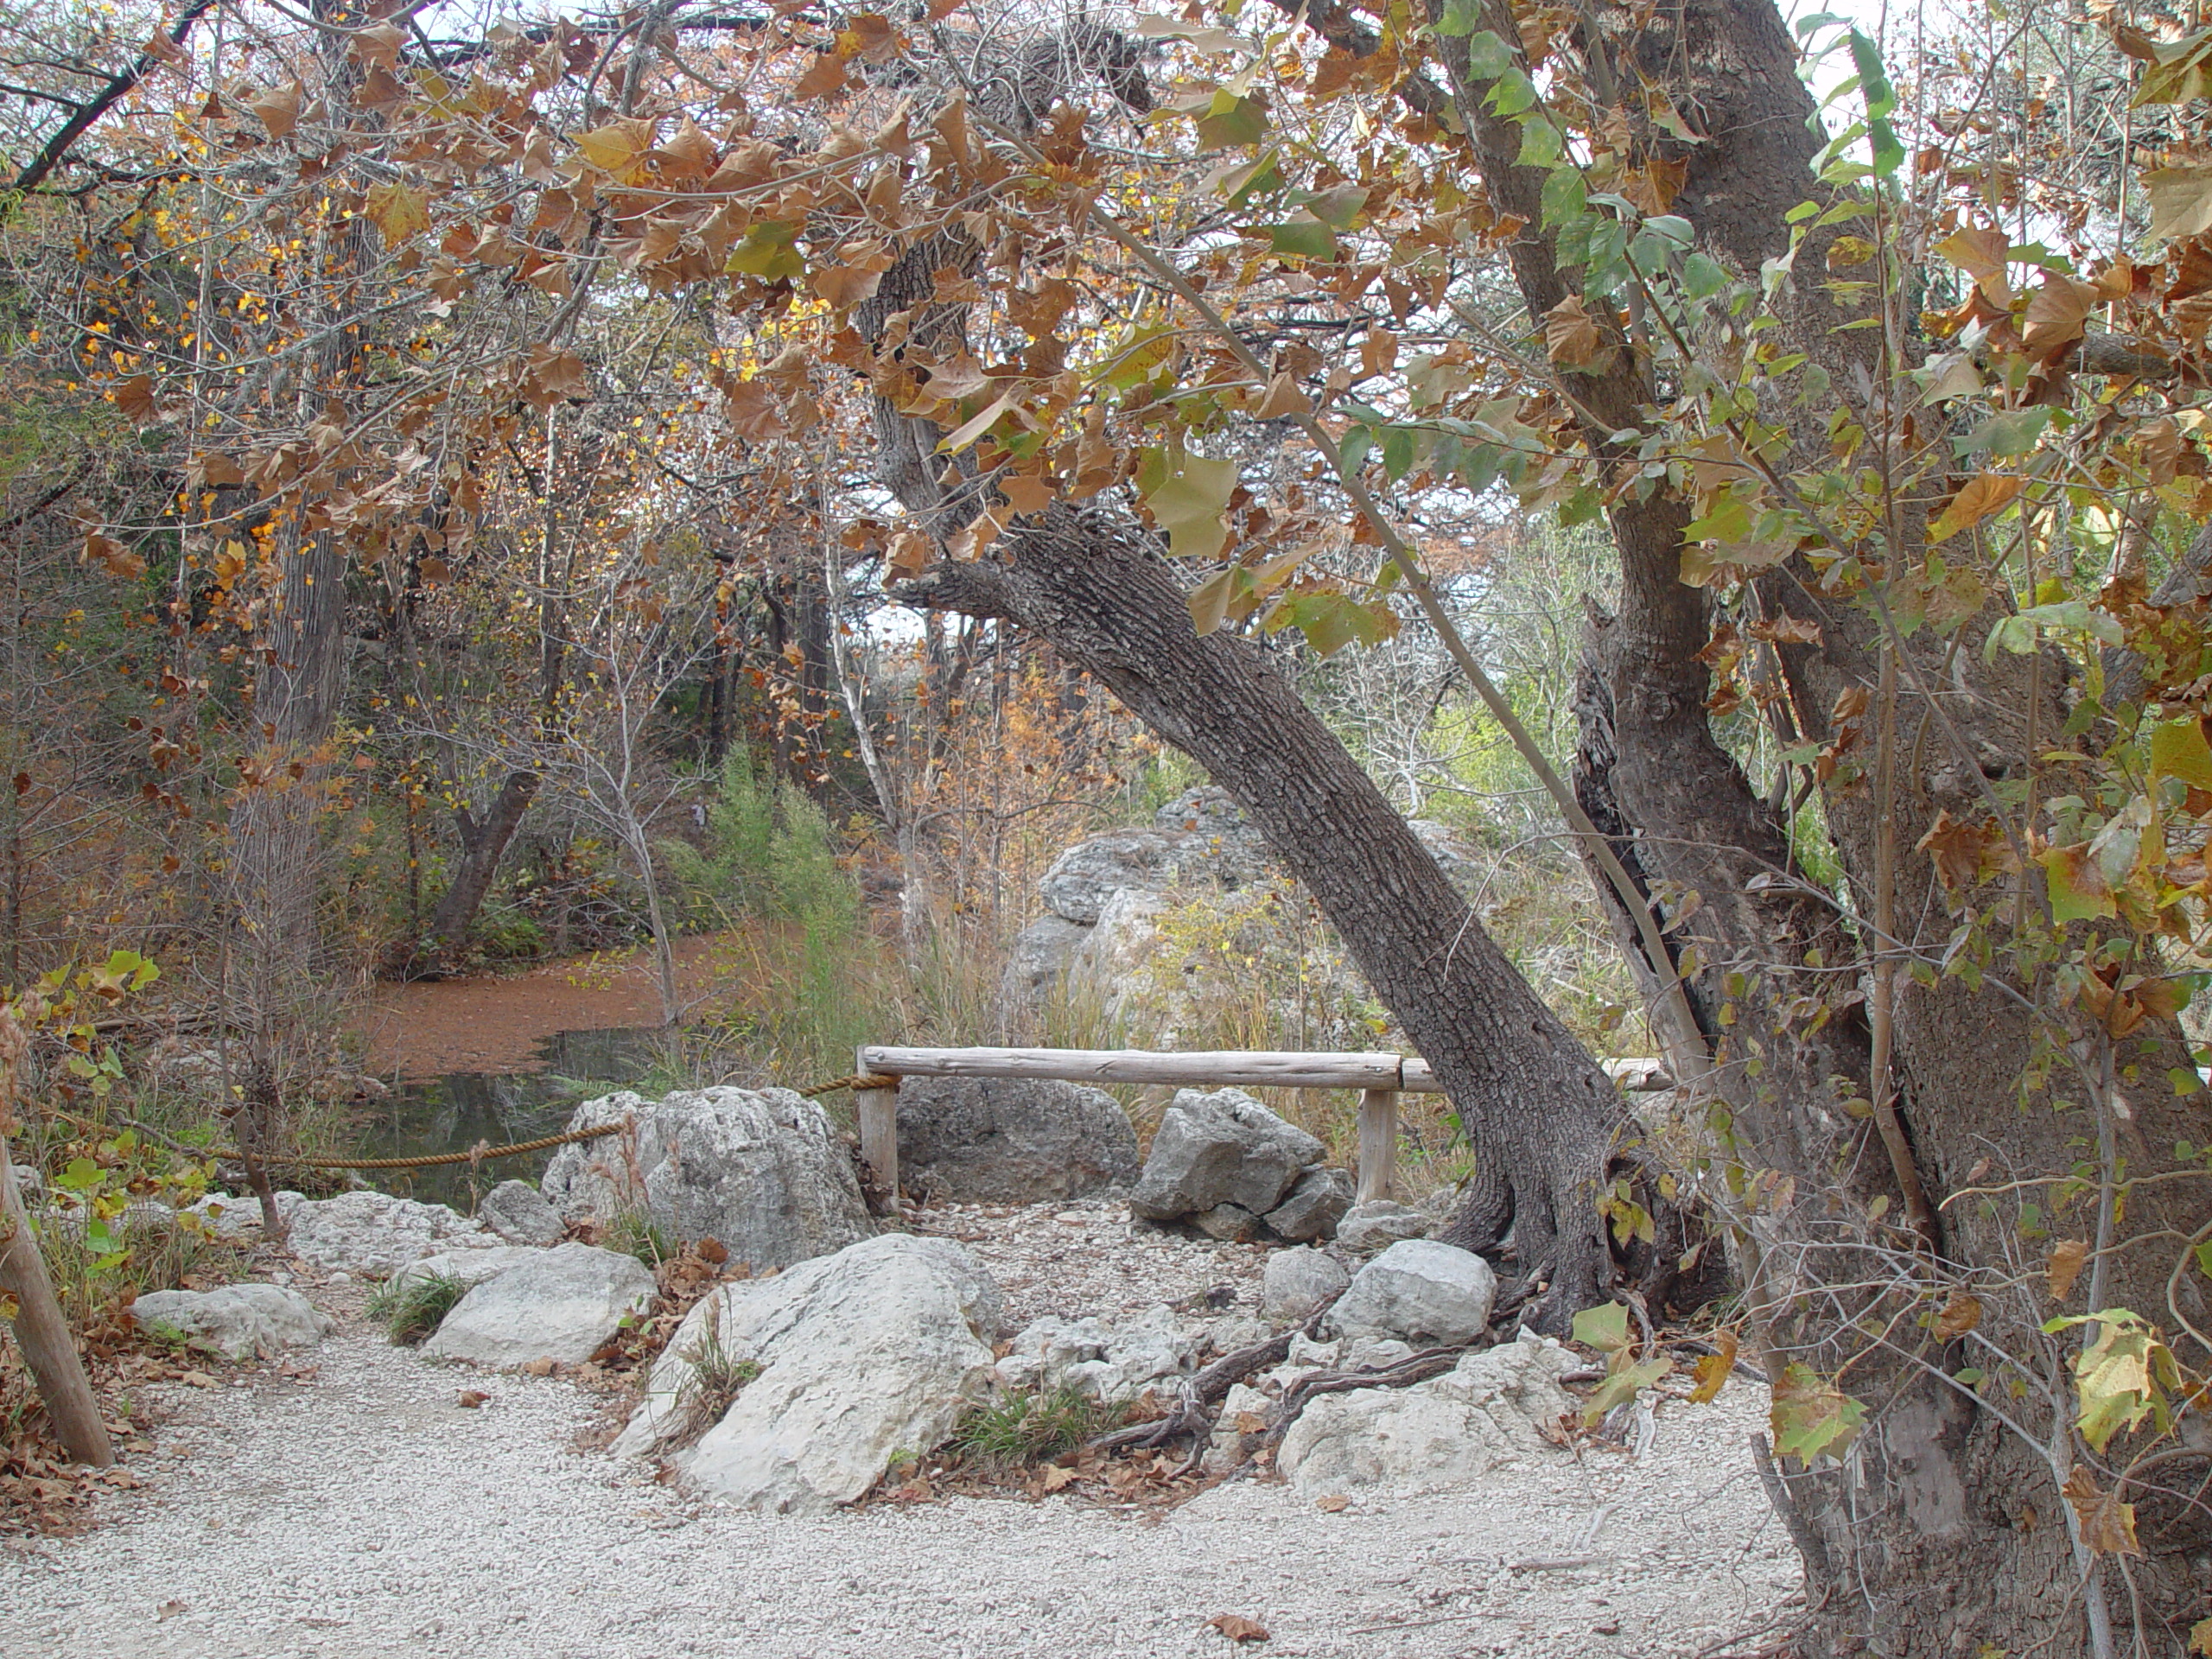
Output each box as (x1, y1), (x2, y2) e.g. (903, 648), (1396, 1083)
(851, 1046), (1671, 1209)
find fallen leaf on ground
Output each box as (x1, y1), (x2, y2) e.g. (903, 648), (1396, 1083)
(1210, 1613), (1270, 1643)
(456, 1390), (489, 1409)
(1315, 1493), (1350, 1512)
(1040, 1463), (1077, 1491)
(157, 1600), (187, 1621)
(522, 1357), (556, 1376)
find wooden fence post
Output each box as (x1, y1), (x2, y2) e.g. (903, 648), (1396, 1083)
(855, 1047), (899, 1205)
(1357, 1087), (1397, 1204)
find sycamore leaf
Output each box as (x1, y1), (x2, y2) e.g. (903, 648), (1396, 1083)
(364, 181), (431, 244)
(111, 373), (159, 425)
(938, 392), (1013, 455)
(247, 81), (302, 140)
(1194, 91), (1268, 149)
(1571, 1300), (1631, 1355)
(1141, 447), (1240, 561)
(2145, 166), (2212, 241)
(2069, 1313), (2168, 1452)
(1254, 373), (1308, 419)
(726, 221), (804, 282)
(2021, 273), (2100, 356)
(721, 379), (785, 442)
(1543, 295), (1605, 368)
(1934, 226), (2012, 302)
(2189, 1616), (2212, 1656)
(1581, 1356), (1672, 1424)
(83, 530), (145, 580)
(794, 53), (850, 100)
(1920, 351), (1984, 403)
(886, 529), (932, 577)
(2063, 1467), (2144, 1555)
(1187, 566), (1237, 636)
(2040, 842), (2116, 924)
(2134, 30), (2212, 106)
(1930, 474), (2024, 542)
(575, 124), (640, 173)
(1208, 1614), (1270, 1643)
(1770, 1363), (1866, 1466)
(2151, 718), (2212, 789)
(1688, 1330), (1738, 1404)
(1934, 1292), (1983, 1342)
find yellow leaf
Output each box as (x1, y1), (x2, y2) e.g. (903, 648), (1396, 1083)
(1688, 1329), (1738, 1404)
(363, 181), (430, 244)
(575, 124), (639, 173)
(1929, 474), (2024, 542)
(2189, 1615), (2212, 1656)
(937, 392), (1012, 455)
(1141, 447), (1240, 562)
(1934, 226), (2012, 302)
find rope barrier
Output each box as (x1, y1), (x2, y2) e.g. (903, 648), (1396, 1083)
(798, 1072), (899, 1096)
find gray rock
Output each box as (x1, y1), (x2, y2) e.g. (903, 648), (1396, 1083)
(1152, 785), (1261, 845)
(894, 1077), (1138, 1205)
(1058, 1304), (1196, 1403)
(1336, 1198), (1431, 1254)
(539, 1087), (870, 1268)
(1264, 1166), (1353, 1242)
(1262, 1245), (1351, 1322)
(616, 1235), (1000, 1513)
(1128, 1088), (1325, 1221)
(1331, 1239), (1497, 1345)
(392, 1246), (545, 1293)
(183, 1190), (303, 1241)
(422, 1242), (655, 1369)
(993, 1315), (1112, 1392)
(1276, 1332), (1577, 1496)
(478, 1179), (565, 1246)
(283, 1191), (503, 1274)
(1344, 1337), (1415, 1370)
(1000, 912), (1091, 1004)
(1190, 1201), (1265, 1242)
(1038, 828), (1214, 925)
(130, 1284), (334, 1362)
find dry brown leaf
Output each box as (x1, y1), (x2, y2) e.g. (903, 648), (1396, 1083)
(1689, 1330), (1739, 1403)
(998, 473), (1054, 514)
(721, 379), (786, 442)
(795, 53), (849, 101)
(1934, 1292), (1983, 1342)
(2048, 1238), (2088, 1302)
(1543, 296), (1605, 368)
(1254, 373), (1308, 420)
(2063, 1466), (2143, 1556)
(1315, 1493), (1350, 1512)
(2021, 273), (2100, 357)
(112, 373), (159, 425)
(1040, 1463), (1077, 1491)
(456, 1389), (489, 1409)
(1209, 1613), (1271, 1643)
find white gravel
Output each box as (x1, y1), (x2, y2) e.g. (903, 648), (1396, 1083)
(0, 1203), (1801, 1659)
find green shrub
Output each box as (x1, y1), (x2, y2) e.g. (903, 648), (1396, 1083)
(601, 1207), (675, 1268)
(365, 1269), (468, 1345)
(950, 1385), (1122, 1471)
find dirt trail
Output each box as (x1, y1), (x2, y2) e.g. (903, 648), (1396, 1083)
(354, 935), (741, 1080)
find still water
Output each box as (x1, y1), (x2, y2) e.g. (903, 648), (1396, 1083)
(353, 1027), (660, 1211)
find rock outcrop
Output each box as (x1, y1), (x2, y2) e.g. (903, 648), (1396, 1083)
(130, 1284), (335, 1361)
(421, 1242), (656, 1369)
(1276, 1332), (1578, 1496)
(1330, 1239), (1497, 1345)
(616, 1234), (1000, 1515)
(992, 1304), (1196, 1402)
(281, 1191), (505, 1274)
(539, 1087), (870, 1268)
(893, 1077), (1139, 1204)
(1262, 1245), (1351, 1322)
(1128, 1088), (1351, 1243)
(477, 1179), (565, 1246)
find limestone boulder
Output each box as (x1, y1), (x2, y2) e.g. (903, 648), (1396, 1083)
(1262, 1245), (1351, 1322)
(421, 1242), (655, 1369)
(130, 1284), (334, 1362)
(1276, 1332), (1578, 1496)
(616, 1234), (1000, 1514)
(1038, 829), (1214, 925)
(477, 1179), (565, 1246)
(282, 1191), (504, 1274)
(1331, 1239), (1497, 1346)
(539, 1087), (870, 1268)
(1335, 1198), (1431, 1254)
(1000, 912), (1091, 1004)
(1128, 1088), (1325, 1222)
(391, 1245), (545, 1293)
(1263, 1166), (1353, 1242)
(894, 1076), (1138, 1205)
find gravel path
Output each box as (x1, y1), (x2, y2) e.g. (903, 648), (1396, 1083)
(1, 1208), (1800, 1659)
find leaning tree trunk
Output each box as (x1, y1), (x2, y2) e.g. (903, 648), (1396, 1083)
(397, 769), (539, 976)
(1408, 0), (2212, 1646)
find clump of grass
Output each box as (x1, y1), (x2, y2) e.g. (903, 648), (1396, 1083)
(601, 1207), (676, 1268)
(365, 1269), (467, 1345)
(647, 1300), (760, 1453)
(950, 1385), (1122, 1472)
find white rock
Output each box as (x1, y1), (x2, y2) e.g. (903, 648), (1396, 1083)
(1262, 1245), (1350, 1321)
(183, 1190), (303, 1240)
(422, 1243), (655, 1369)
(130, 1284), (335, 1362)
(1128, 1088), (1325, 1221)
(477, 1179), (565, 1246)
(1344, 1337), (1415, 1370)
(1276, 1332), (1577, 1496)
(1331, 1239), (1496, 1345)
(392, 1246), (547, 1293)
(1335, 1199), (1429, 1253)
(539, 1087), (870, 1268)
(1060, 1303), (1196, 1403)
(617, 1234), (999, 1515)
(282, 1191), (504, 1274)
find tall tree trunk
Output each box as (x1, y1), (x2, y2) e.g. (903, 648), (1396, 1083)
(1406, 0), (2212, 1646)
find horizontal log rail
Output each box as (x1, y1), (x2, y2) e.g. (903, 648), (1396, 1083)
(850, 1046), (1670, 1208)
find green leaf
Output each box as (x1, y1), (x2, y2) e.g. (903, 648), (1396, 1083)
(1263, 217), (1338, 260)
(1517, 119), (1562, 168)
(1541, 167), (1586, 231)
(1581, 1356), (1671, 1423)
(1141, 445), (1240, 561)
(726, 220), (804, 282)
(1195, 91), (1269, 150)
(1458, 27), (1513, 73)
(1770, 1363), (1866, 1465)
(1680, 251), (1731, 300)
(1338, 424), (1375, 476)
(2073, 1312), (2169, 1453)
(1846, 30), (1903, 177)
(2039, 842), (2116, 924)
(1572, 1301), (1631, 1354)
(2152, 718), (2212, 789)
(1961, 407), (2051, 459)
(1487, 67), (1535, 117)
